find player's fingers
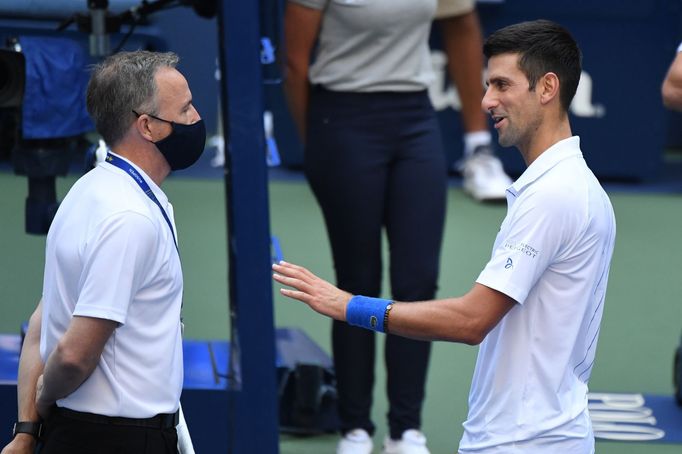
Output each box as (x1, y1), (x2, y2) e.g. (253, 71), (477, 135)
(278, 261), (316, 281)
(273, 262), (304, 280)
(280, 287), (312, 305)
(273, 272), (302, 289)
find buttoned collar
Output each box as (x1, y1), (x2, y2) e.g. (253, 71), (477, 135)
(506, 136), (582, 201)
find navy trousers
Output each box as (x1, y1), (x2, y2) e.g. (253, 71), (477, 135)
(305, 86), (447, 439)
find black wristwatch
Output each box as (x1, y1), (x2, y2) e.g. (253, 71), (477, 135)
(12, 421), (43, 440)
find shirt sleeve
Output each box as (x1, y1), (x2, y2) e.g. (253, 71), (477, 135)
(73, 211), (159, 324)
(289, 0), (327, 10)
(434, 0), (475, 19)
(476, 188), (580, 304)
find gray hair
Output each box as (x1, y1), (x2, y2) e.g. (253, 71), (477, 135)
(86, 50), (179, 146)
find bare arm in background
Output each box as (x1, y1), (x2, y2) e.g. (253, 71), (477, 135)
(283, 2), (323, 141)
(438, 10), (488, 133)
(663, 50), (682, 111)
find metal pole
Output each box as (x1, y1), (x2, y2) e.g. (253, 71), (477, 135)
(216, 0), (279, 452)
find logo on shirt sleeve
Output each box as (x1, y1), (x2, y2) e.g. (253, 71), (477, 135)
(503, 240), (539, 259)
(505, 258), (514, 269)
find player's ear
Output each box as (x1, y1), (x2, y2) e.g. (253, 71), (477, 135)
(539, 72), (560, 105)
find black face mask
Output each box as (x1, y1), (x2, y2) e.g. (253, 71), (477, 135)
(134, 110), (206, 171)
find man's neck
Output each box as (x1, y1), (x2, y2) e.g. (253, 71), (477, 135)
(520, 118), (572, 166)
(110, 145), (170, 186)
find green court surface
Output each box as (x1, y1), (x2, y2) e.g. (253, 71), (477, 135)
(1, 170), (681, 453)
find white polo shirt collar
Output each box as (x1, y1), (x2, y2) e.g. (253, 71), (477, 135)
(507, 136), (582, 202)
(103, 151), (170, 208)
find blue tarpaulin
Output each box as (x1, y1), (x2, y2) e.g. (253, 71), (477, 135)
(20, 36), (93, 139)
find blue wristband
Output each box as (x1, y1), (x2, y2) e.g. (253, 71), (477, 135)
(346, 295), (392, 333)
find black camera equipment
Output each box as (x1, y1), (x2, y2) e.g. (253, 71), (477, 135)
(57, 0), (216, 55)
(0, 38), (88, 235)
(0, 0), (217, 235)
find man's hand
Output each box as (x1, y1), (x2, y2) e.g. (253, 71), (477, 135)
(0, 433), (37, 454)
(272, 261), (352, 321)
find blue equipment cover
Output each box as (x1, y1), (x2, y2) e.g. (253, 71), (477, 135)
(20, 36), (93, 139)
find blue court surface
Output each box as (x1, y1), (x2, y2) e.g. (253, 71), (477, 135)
(589, 392), (682, 444)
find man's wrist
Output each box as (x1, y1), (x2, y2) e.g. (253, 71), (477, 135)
(346, 296), (393, 333)
(383, 303), (394, 333)
(12, 421), (43, 440)
(10, 432), (39, 446)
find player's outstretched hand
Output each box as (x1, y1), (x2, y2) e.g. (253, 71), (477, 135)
(272, 261), (352, 321)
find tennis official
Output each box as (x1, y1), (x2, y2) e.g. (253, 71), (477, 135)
(2, 51), (204, 454)
(273, 20), (616, 454)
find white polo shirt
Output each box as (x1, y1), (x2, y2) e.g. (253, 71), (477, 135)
(459, 136), (616, 453)
(40, 153), (184, 418)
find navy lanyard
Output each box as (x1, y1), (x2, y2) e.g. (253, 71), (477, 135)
(105, 153), (178, 251)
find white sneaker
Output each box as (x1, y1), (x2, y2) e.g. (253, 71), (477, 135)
(382, 429), (430, 454)
(337, 428), (373, 454)
(459, 145), (513, 202)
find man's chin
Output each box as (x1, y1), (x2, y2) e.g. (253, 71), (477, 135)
(497, 135), (512, 148)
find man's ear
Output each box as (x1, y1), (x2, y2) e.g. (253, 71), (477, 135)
(135, 114), (155, 141)
(539, 72), (560, 105)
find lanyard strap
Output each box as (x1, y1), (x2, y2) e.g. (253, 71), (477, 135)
(105, 153), (178, 251)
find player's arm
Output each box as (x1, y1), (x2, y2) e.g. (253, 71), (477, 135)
(384, 283), (515, 344)
(283, 2), (322, 140)
(273, 261), (516, 344)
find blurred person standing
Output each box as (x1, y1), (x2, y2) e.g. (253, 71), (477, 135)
(283, 1), (452, 452)
(436, 0), (513, 201)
